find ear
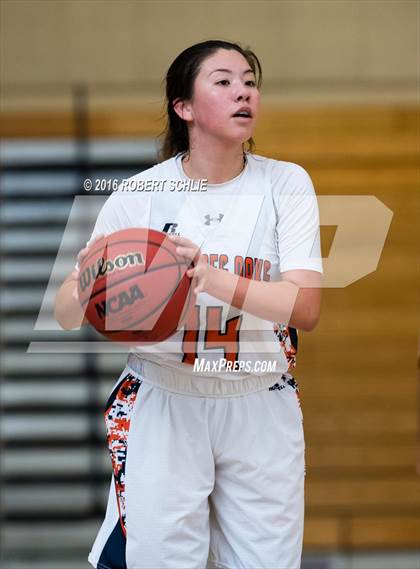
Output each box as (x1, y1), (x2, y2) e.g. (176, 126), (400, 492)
(173, 98), (193, 122)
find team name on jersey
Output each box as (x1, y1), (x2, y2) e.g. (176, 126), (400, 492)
(80, 252), (145, 291)
(202, 253), (271, 281)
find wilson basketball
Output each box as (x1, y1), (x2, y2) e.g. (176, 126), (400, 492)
(77, 228), (194, 343)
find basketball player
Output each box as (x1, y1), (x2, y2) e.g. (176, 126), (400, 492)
(55, 40), (323, 569)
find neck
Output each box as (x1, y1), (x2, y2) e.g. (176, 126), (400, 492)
(181, 144), (246, 184)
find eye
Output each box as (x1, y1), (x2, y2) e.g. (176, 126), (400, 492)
(216, 78), (256, 87)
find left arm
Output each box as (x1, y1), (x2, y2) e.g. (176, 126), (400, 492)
(277, 269), (322, 331)
(170, 237), (322, 332)
(171, 163), (323, 332)
(206, 265), (322, 332)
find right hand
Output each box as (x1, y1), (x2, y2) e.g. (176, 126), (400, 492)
(71, 234), (105, 303)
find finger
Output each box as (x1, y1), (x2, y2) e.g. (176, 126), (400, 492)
(168, 235), (188, 246)
(176, 246), (199, 261)
(176, 246), (191, 256)
(185, 265), (203, 287)
(78, 234), (105, 261)
(194, 284), (203, 295)
(191, 270), (203, 294)
(77, 248), (89, 263)
(169, 235), (199, 252)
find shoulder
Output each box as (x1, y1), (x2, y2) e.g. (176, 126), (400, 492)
(119, 156), (177, 187)
(101, 156), (177, 205)
(248, 153), (312, 183)
(94, 157), (178, 228)
(248, 154), (315, 200)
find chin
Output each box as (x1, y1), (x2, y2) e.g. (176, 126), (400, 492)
(214, 129), (254, 147)
(225, 132), (254, 145)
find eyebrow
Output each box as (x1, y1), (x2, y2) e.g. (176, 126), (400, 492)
(209, 68), (255, 76)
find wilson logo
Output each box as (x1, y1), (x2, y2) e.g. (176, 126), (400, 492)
(79, 252), (145, 292)
(95, 284), (144, 319)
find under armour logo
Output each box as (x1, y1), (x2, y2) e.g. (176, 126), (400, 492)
(204, 214), (224, 226)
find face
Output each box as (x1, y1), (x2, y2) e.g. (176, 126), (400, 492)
(176, 49), (260, 146)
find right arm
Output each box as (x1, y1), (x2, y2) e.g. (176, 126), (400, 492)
(54, 268), (87, 330)
(54, 237), (101, 330)
(54, 189), (150, 330)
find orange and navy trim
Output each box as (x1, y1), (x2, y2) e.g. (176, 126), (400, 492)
(268, 372), (302, 408)
(104, 372), (142, 536)
(273, 324), (298, 369)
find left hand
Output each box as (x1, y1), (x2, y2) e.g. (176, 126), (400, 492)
(168, 235), (211, 295)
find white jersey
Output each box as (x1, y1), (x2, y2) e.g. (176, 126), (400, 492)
(87, 152), (323, 380)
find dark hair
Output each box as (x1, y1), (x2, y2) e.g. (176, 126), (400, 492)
(158, 39), (262, 161)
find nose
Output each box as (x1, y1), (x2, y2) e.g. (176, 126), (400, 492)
(236, 92), (250, 102)
(233, 79), (252, 102)
(235, 87), (251, 102)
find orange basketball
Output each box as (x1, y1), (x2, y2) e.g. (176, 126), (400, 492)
(78, 228), (194, 344)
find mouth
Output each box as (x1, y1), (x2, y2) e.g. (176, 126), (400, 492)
(232, 108), (252, 119)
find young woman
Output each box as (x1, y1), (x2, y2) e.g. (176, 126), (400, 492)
(55, 39), (323, 569)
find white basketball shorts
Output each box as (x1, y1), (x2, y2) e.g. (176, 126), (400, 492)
(88, 356), (305, 569)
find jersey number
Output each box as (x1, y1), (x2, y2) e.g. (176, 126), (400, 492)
(181, 305), (242, 364)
